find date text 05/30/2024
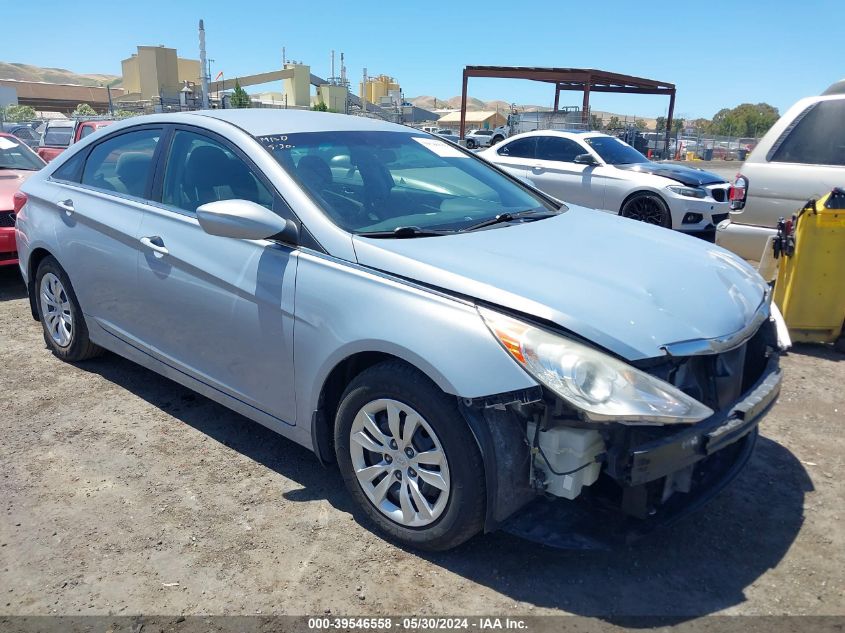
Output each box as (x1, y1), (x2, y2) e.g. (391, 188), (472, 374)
(307, 617), (528, 630)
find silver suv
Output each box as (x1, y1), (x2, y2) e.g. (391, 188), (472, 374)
(16, 110), (785, 550)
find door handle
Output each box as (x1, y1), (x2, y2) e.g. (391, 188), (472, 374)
(531, 165), (544, 172)
(56, 199), (74, 216)
(140, 236), (169, 256)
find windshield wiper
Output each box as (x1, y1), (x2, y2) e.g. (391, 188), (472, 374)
(358, 226), (455, 239)
(459, 208), (558, 232)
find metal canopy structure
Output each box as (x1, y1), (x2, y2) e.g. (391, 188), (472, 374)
(459, 66), (676, 150)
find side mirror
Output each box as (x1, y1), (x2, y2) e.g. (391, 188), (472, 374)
(196, 199), (299, 243)
(574, 153), (597, 165)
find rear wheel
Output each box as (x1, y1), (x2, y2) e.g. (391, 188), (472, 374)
(620, 192), (672, 228)
(35, 256), (102, 362)
(466, 139), (476, 149)
(334, 361), (485, 551)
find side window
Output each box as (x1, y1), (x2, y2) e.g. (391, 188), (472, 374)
(771, 100), (845, 166)
(162, 130), (274, 214)
(537, 136), (583, 162)
(81, 129), (160, 198)
(52, 150), (87, 183)
(497, 137), (537, 158)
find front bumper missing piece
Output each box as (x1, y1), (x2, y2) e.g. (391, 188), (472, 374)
(501, 354), (782, 549)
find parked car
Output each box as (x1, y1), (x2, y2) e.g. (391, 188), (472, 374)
(0, 123), (41, 150)
(433, 130), (460, 143)
(16, 110), (785, 550)
(37, 119), (114, 162)
(464, 128), (495, 149)
(479, 131), (731, 237)
(0, 132), (46, 265)
(717, 80), (845, 261)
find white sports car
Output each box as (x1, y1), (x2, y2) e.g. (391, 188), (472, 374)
(479, 131), (731, 237)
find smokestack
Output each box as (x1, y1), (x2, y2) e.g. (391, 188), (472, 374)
(340, 52), (346, 84)
(199, 19), (209, 109)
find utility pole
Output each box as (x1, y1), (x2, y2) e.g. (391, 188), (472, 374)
(198, 19), (209, 109)
(362, 67), (367, 115)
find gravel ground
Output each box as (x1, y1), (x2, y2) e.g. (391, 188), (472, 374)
(0, 265), (843, 620)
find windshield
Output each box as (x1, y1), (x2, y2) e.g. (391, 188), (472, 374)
(258, 131), (558, 234)
(0, 136), (44, 171)
(585, 136), (648, 165)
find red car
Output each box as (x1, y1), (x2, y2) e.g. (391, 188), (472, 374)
(37, 119), (115, 163)
(0, 132), (46, 266)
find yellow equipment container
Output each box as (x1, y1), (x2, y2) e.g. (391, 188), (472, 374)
(772, 188), (845, 348)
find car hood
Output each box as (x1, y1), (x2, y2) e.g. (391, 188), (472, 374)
(614, 162), (726, 187)
(352, 207), (767, 360)
(0, 171), (33, 211)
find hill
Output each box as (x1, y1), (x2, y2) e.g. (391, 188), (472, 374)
(0, 62), (121, 87)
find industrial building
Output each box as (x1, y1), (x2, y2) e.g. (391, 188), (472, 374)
(120, 46), (202, 101)
(0, 79), (125, 114)
(437, 109), (506, 130)
(360, 74), (401, 106)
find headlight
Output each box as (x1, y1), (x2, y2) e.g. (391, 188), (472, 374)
(667, 185), (707, 199)
(479, 308), (714, 425)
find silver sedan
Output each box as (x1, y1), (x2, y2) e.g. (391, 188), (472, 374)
(16, 110), (784, 550)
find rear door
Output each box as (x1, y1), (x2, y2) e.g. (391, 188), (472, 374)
(133, 126), (299, 425)
(527, 136), (605, 208)
(485, 136), (537, 181)
(42, 126), (164, 342)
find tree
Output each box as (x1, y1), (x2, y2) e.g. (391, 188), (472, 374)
(2, 104), (37, 122)
(671, 118), (685, 135)
(311, 100), (328, 112)
(634, 119), (647, 131)
(606, 116), (621, 130)
(708, 103), (779, 137)
(230, 80), (251, 109)
(589, 114), (603, 130)
(73, 103), (97, 117)
(113, 109), (138, 119)
(655, 116), (666, 132)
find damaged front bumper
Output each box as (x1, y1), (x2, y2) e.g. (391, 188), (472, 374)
(502, 353), (781, 548)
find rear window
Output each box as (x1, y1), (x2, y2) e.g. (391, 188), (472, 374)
(43, 127), (73, 147)
(771, 100), (845, 166)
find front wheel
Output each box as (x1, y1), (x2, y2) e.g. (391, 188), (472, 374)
(492, 135), (505, 145)
(620, 192), (672, 228)
(334, 361), (485, 551)
(466, 139), (476, 149)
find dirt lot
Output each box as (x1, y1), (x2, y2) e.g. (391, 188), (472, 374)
(1, 265), (843, 620)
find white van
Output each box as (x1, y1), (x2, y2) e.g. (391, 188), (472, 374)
(717, 80), (845, 261)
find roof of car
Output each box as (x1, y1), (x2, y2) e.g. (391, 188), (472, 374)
(190, 109), (411, 136)
(506, 129), (607, 140)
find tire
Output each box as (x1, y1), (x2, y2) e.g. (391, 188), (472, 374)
(492, 135), (504, 145)
(466, 140), (476, 149)
(334, 361), (485, 551)
(620, 191), (672, 228)
(34, 256), (102, 362)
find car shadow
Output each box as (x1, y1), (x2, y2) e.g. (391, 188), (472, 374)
(76, 353), (811, 621)
(0, 266), (27, 301)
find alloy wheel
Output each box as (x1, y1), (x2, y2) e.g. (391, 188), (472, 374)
(623, 195), (668, 226)
(39, 272), (73, 348)
(349, 398), (451, 528)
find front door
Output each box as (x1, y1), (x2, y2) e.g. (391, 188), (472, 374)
(134, 127), (299, 424)
(527, 136), (605, 208)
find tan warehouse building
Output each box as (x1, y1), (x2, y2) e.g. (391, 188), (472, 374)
(120, 46), (201, 101)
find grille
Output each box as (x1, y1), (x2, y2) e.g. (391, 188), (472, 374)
(710, 188), (728, 202)
(0, 212), (15, 228)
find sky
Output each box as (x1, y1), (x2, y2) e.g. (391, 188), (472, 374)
(2, 0), (841, 120)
